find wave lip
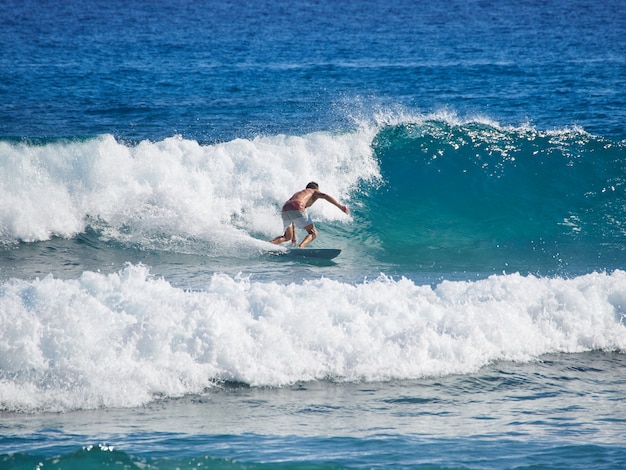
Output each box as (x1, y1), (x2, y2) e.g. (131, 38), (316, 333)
(1, 265), (625, 413)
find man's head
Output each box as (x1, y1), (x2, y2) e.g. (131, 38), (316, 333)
(306, 181), (319, 190)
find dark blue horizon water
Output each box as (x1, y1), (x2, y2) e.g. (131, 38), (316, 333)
(2, 0), (626, 142)
(2, 0), (626, 468)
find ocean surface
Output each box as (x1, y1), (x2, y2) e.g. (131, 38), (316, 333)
(1, 0), (626, 468)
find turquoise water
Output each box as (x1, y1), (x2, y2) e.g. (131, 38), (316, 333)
(1, 0), (626, 468)
(373, 122), (626, 274)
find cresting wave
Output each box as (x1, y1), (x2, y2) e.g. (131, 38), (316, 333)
(0, 129), (378, 248)
(2, 115), (624, 260)
(367, 117), (626, 271)
(1, 264), (625, 413)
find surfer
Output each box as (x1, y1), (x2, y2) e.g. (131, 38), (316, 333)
(271, 182), (350, 248)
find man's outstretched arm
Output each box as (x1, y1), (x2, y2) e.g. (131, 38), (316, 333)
(317, 191), (350, 214)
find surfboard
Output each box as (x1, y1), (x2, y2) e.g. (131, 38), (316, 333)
(285, 248), (341, 260)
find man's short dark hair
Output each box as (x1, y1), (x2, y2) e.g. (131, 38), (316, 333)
(306, 181), (319, 189)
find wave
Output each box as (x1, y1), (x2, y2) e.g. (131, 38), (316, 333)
(0, 131), (378, 250)
(1, 264), (625, 412)
(366, 118), (626, 270)
(1, 115), (625, 273)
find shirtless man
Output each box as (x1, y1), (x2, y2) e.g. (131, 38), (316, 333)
(271, 182), (350, 248)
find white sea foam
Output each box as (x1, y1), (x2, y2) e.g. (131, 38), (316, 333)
(1, 265), (624, 412)
(0, 131), (379, 247)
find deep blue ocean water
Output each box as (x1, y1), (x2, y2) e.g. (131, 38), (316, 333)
(1, 0), (626, 468)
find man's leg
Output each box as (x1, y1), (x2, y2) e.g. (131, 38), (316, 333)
(298, 224), (317, 248)
(290, 222), (297, 243)
(271, 223), (294, 244)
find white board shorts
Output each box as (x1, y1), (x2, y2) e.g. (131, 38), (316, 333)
(281, 209), (313, 229)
